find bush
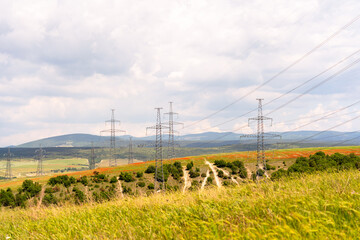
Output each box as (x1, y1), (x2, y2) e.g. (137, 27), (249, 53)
(43, 193), (58, 206)
(119, 172), (135, 182)
(136, 172), (144, 178)
(214, 160), (227, 168)
(20, 180), (42, 199)
(239, 167), (248, 179)
(271, 169), (288, 181)
(79, 176), (88, 186)
(201, 173), (206, 177)
(189, 170), (200, 178)
(256, 169), (265, 177)
(145, 165), (156, 174)
(206, 177), (213, 185)
(122, 186), (132, 194)
(0, 188), (16, 208)
(110, 176), (118, 183)
(186, 161), (194, 170)
(73, 188), (86, 204)
(147, 183), (155, 190)
(137, 182), (146, 187)
(217, 170), (224, 178)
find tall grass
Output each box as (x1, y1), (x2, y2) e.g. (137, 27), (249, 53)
(1, 170), (360, 239)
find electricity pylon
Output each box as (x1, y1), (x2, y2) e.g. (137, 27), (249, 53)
(164, 102), (183, 160)
(35, 145), (46, 176)
(89, 141), (96, 170)
(146, 108), (169, 192)
(4, 148), (13, 179)
(128, 136), (134, 164)
(101, 109), (125, 167)
(240, 99), (280, 179)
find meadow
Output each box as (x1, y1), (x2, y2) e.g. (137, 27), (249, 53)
(1, 169), (360, 239)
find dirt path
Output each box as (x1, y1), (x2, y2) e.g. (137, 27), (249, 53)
(37, 187), (45, 209)
(117, 180), (124, 198)
(246, 167), (252, 179)
(201, 169), (210, 190)
(182, 167), (191, 193)
(205, 160), (221, 188)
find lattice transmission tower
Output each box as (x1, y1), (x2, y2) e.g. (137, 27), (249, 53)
(4, 148), (13, 179)
(128, 136), (134, 164)
(89, 141), (96, 170)
(146, 108), (169, 192)
(35, 145), (46, 176)
(240, 99), (280, 179)
(164, 102), (183, 160)
(101, 109), (125, 167)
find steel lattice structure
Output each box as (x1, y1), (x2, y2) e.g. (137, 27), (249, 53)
(240, 99), (280, 179)
(35, 145), (46, 176)
(164, 102), (183, 160)
(146, 108), (169, 193)
(101, 109), (125, 167)
(4, 148), (13, 179)
(89, 141), (96, 170)
(128, 136), (134, 164)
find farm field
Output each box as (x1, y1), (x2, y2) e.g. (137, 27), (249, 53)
(0, 158), (89, 178)
(1, 146), (360, 190)
(1, 169), (360, 239)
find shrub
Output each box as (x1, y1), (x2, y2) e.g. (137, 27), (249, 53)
(217, 170), (224, 178)
(79, 176), (88, 186)
(214, 160), (227, 168)
(186, 162), (194, 170)
(239, 167), (248, 179)
(206, 177), (213, 185)
(145, 165), (156, 174)
(119, 172), (135, 182)
(43, 193), (58, 206)
(201, 173), (206, 177)
(147, 183), (155, 190)
(189, 170), (200, 178)
(110, 176), (118, 183)
(123, 186), (132, 194)
(137, 182), (146, 187)
(136, 172), (144, 178)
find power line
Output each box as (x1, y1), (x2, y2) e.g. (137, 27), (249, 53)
(291, 113), (360, 144)
(240, 99), (280, 179)
(164, 102), (183, 160)
(185, 13), (360, 129)
(101, 109), (125, 167)
(128, 136), (134, 164)
(146, 108), (169, 193)
(199, 48), (360, 131)
(4, 148), (13, 179)
(266, 57), (360, 116)
(35, 145), (46, 176)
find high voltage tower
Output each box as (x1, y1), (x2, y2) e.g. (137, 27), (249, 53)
(146, 108), (169, 192)
(35, 145), (46, 176)
(4, 148), (13, 179)
(101, 109), (125, 167)
(240, 99), (280, 179)
(89, 141), (96, 170)
(128, 136), (134, 164)
(164, 102), (183, 160)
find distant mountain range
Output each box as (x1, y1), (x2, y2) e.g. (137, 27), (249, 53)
(15, 131), (360, 148)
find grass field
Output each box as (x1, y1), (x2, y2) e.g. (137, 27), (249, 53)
(1, 169), (360, 239)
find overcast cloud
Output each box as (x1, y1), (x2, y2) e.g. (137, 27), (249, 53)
(0, 0), (359, 146)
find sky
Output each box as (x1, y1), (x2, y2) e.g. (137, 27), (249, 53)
(0, 0), (360, 147)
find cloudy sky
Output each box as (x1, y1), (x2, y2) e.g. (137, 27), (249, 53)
(0, 0), (359, 146)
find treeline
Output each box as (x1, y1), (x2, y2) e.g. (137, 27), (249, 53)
(271, 151), (360, 180)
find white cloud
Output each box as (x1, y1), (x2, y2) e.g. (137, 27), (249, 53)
(0, 0), (360, 146)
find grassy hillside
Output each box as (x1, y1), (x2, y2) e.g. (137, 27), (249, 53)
(1, 169), (360, 239)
